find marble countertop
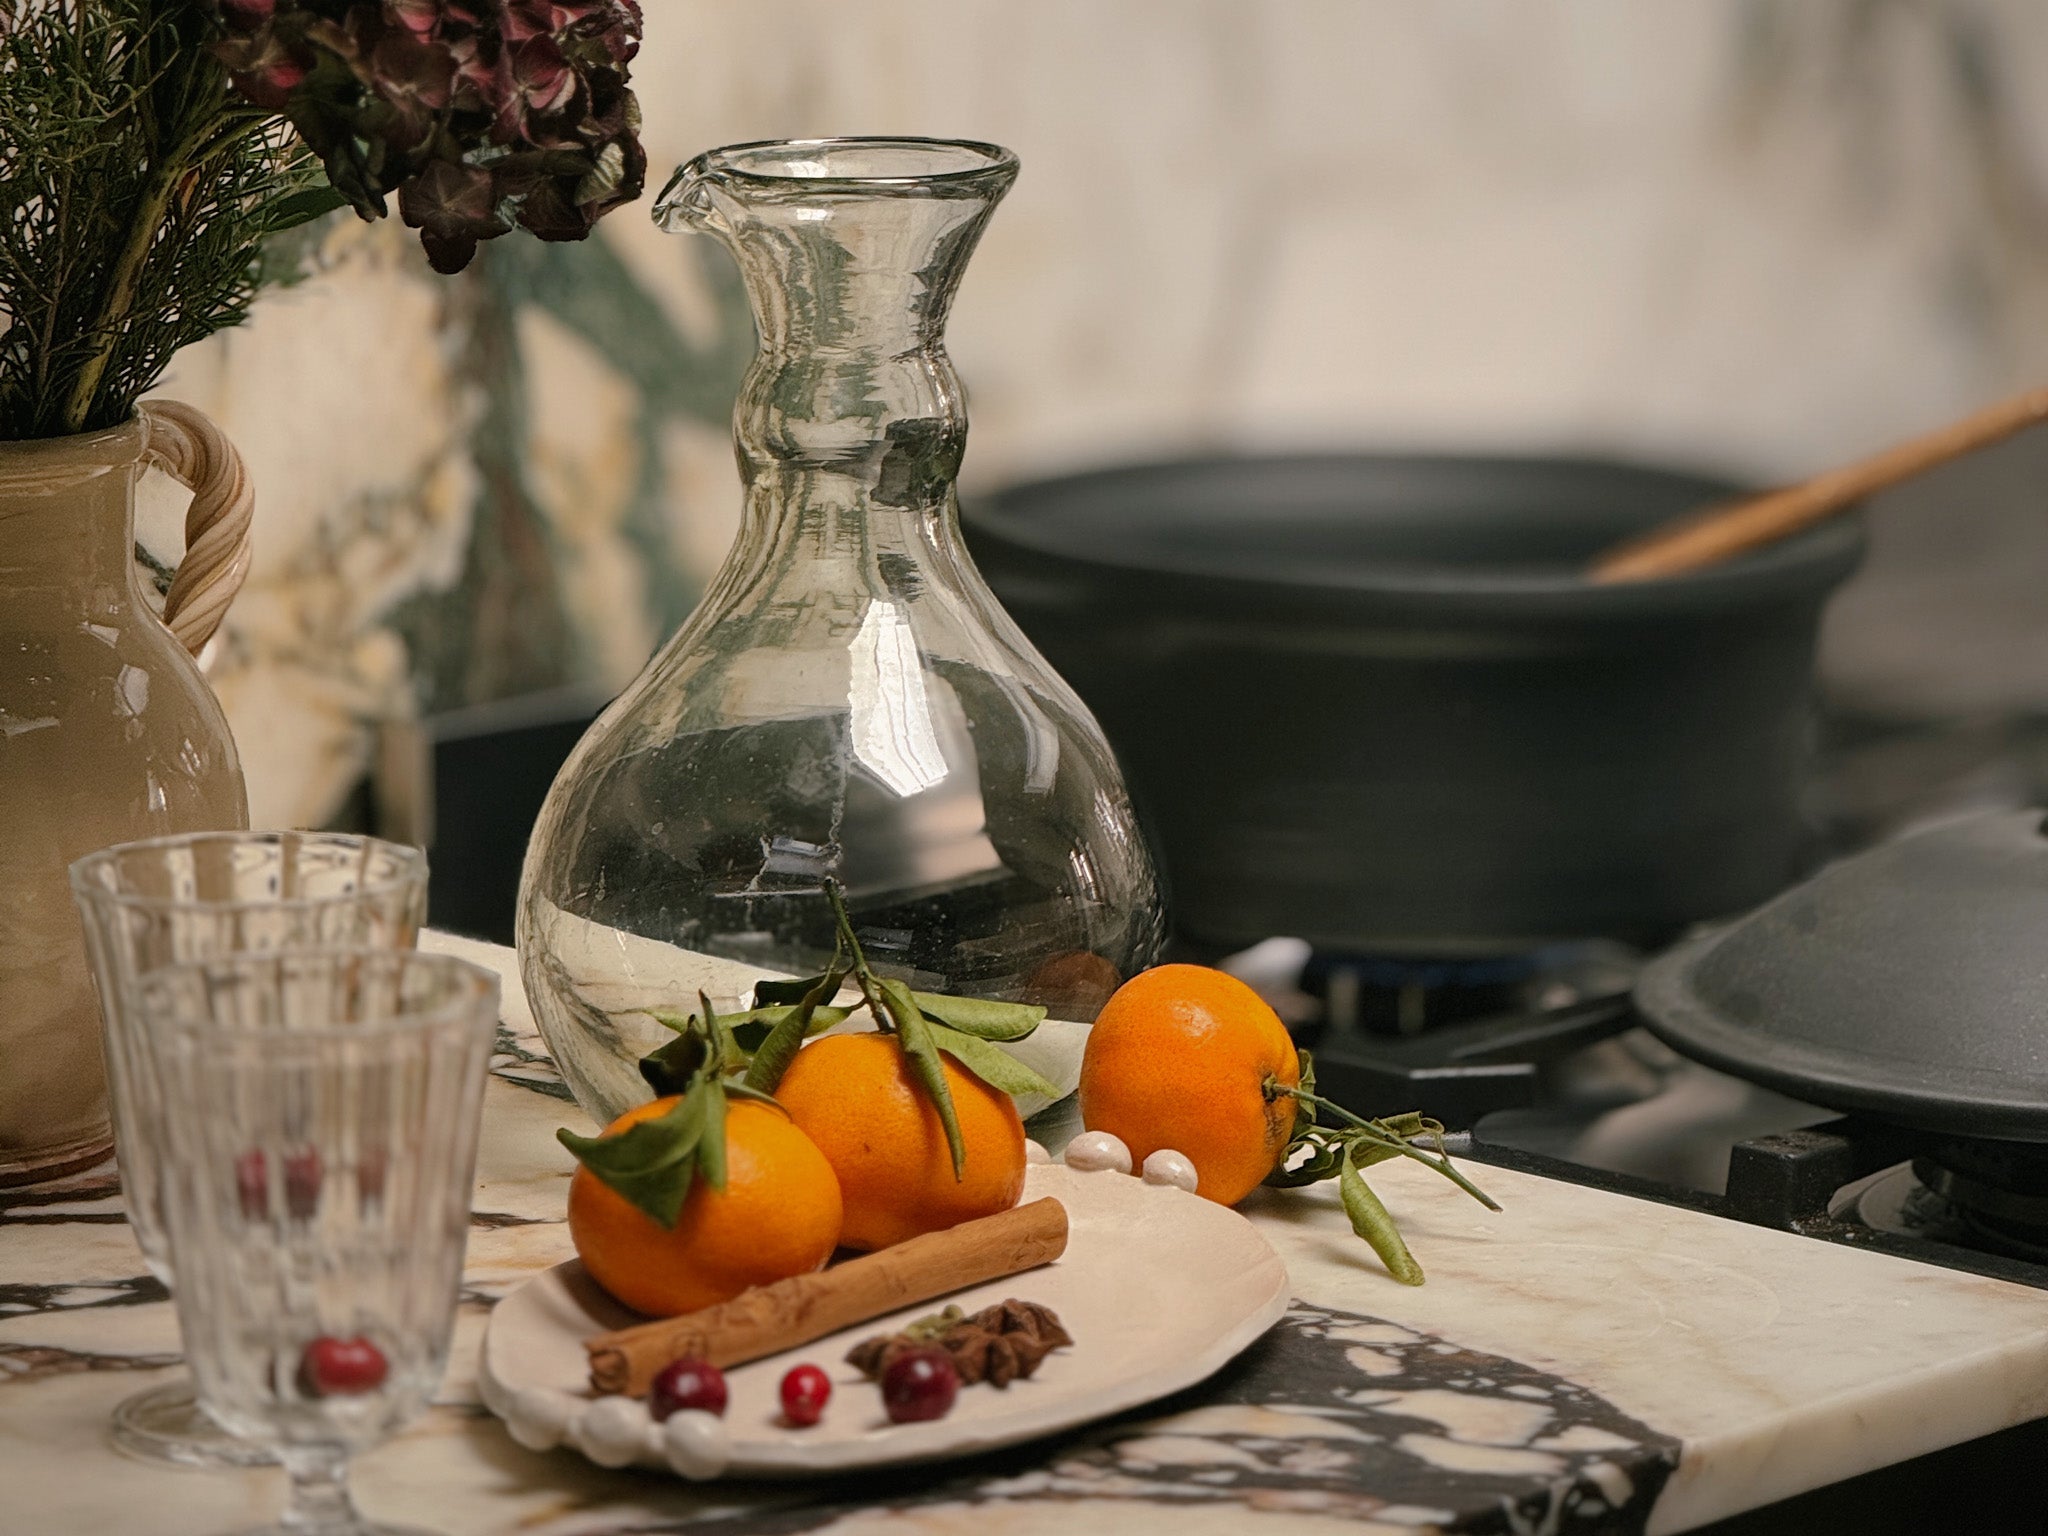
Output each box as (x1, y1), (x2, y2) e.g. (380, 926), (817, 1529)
(5, 930), (2047, 1536)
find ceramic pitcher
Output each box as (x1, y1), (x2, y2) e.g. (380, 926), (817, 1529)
(0, 402), (252, 1184)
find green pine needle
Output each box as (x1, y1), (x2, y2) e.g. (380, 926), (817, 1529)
(0, 1), (328, 439)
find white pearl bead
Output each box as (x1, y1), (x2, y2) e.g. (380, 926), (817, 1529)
(505, 1387), (578, 1452)
(662, 1408), (731, 1480)
(1024, 1139), (1052, 1165)
(1141, 1148), (1200, 1193)
(576, 1393), (652, 1468)
(1063, 1130), (1133, 1174)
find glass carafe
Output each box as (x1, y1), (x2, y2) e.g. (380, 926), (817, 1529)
(517, 139), (1163, 1126)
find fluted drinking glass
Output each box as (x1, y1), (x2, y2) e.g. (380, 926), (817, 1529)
(138, 949), (497, 1536)
(70, 832), (428, 1466)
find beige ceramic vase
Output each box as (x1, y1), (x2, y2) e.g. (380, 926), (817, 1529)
(0, 402), (253, 1184)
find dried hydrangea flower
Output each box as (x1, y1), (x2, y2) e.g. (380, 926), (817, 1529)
(213, 0), (645, 272)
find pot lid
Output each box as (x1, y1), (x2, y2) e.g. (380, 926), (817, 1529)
(1635, 810), (2048, 1142)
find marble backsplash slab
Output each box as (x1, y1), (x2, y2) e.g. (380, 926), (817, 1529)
(127, 1), (2048, 831)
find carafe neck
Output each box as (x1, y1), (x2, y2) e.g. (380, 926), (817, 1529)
(656, 139), (1017, 509)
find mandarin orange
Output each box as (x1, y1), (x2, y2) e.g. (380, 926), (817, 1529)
(566, 1096), (843, 1317)
(1078, 963), (1300, 1205)
(774, 1033), (1025, 1251)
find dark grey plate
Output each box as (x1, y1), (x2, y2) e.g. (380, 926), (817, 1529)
(1635, 810), (2048, 1142)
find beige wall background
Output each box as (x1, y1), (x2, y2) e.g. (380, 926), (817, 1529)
(146, 0), (2048, 829)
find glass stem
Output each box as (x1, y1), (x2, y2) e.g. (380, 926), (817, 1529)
(279, 1446), (365, 1536)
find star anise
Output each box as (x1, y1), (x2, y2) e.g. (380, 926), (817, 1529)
(847, 1299), (1071, 1390)
(970, 1299), (1074, 1349)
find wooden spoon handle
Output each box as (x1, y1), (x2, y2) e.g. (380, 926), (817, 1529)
(1589, 386), (2048, 583)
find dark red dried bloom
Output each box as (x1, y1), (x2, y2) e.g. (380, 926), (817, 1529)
(218, 29), (315, 109)
(494, 35), (577, 138)
(385, 0), (440, 36)
(398, 157), (505, 273)
(369, 28), (456, 148)
(218, 0), (278, 32)
(212, 0), (644, 271)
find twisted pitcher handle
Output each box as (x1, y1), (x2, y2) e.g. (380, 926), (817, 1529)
(139, 400), (254, 657)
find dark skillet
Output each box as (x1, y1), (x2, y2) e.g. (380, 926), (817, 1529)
(1636, 810), (2048, 1142)
(963, 453), (1864, 953)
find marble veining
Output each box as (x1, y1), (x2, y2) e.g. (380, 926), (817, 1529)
(601, 1303), (1676, 1536)
(4, 931), (2048, 1536)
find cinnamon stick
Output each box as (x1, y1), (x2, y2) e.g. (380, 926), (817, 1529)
(586, 1197), (1069, 1396)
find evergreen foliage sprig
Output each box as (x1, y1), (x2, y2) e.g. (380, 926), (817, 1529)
(0, 0), (646, 442)
(0, 1), (334, 440)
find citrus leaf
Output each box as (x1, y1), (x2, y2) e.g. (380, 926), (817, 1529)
(696, 993), (731, 1077)
(697, 1076), (728, 1194)
(911, 991), (1045, 1042)
(926, 1022), (1059, 1100)
(744, 966), (846, 1095)
(1350, 1140), (1405, 1171)
(650, 1002), (850, 1057)
(1264, 1126), (1349, 1188)
(638, 1030), (709, 1097)
(879, 976), (965, 1180)
(1340, 1149), (1424, 1286)
(1348, 1112), (1431, 1171)
(730, 1006), (854, 1055)
(754, 972), (836, 1008)
(556, 1084), (709, 1229)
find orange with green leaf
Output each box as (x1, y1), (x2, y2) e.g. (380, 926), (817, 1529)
(1079, 963), (1503, 1286)
(1078, 964), (1301, 1205)
(743, 885), (1047, 1251)
(565, 1096), (843, 1318)
(775, 1035), (1026, 1252)
(557, 882), (1056, 1314)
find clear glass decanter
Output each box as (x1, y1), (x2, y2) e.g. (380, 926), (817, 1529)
(517, 138), (1164, 1125)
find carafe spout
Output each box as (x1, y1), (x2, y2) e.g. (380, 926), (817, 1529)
(649, 138), (1020, 495)
(651, 161), (721, 235)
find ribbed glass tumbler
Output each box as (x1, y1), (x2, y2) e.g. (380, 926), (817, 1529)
(137, 949), (497, 1536)
(69, 832), (428, 1467)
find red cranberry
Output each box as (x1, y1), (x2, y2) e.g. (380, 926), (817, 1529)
(880, 1347), (957, 1423)
(283, 1148), (323, 1218)
(297, 1336), (387, 1397)
(650, 1357), (727, 1421)
(779, 1363), (831, 1427)
(236, 1148), (324, 1220)
(235, 1150), (269, 1220)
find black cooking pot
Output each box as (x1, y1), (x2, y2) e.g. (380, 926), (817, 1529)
(962, 454), (1864, 954)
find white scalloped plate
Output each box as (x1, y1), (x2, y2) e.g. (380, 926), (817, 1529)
(477, 1162), (1289, 1478)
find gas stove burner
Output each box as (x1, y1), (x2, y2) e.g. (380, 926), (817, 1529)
(1830, 1141), (2048, 1264)
(1293, 943), (1642, 1130)
(1303, 942), (1635, 1037)
(1833, 1163), (1979, 1245)
(1913, 1138), (2048, 1263)
(1466, 1117), (2048, 1292)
